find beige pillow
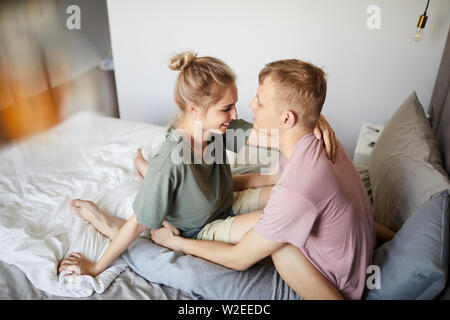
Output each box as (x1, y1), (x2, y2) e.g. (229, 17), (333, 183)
(368, 91), (450, 231)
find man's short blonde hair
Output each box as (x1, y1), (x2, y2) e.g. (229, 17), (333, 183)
(258, 59), (327, 130)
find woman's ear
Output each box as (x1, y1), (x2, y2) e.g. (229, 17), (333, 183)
(282, 110), (297, 128)
(187, 102), (200, 117)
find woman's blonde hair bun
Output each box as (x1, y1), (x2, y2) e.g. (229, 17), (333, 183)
(168, 51), (198, 71)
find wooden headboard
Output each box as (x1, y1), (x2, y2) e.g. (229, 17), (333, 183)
(429, 26), (450, 176)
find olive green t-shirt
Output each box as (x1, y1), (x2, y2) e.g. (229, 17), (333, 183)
(132, 119), (253, 238)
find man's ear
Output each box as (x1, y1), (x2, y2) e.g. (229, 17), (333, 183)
(282, 110), (297, 128)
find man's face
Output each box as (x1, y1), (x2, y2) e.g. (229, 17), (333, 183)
(249, 76), (283, 133)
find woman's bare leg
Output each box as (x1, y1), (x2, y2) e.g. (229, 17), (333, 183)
(135, 148), (148, 179)
(375, 222), (396, 246)
(229, 210), (263, 244)
(227, 185), (272, 243)
(69, 199), (126, 240)
(271, 244), (344, 300)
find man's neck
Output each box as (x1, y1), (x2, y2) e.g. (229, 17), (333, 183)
(279, 127), (313, 160)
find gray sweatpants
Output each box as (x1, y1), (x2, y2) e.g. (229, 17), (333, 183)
(122, 238), (302, 300)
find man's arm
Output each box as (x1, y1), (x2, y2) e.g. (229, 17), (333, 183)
(232, 172), (281, 191)
(151, 227), (283, 271)
(151, 226), (344, 300)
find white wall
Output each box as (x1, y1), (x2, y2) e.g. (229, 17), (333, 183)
(0, 0), (118, 117)
(107, 0), (450, 156)
(56, 0), (113, 81)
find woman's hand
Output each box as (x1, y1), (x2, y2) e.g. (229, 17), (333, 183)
(57, 253), (99, 277)
(314, 115), (337, 162)
(151, 221), (181, 252)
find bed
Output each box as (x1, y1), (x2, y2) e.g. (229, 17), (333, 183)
(1, 30), (449, 300)
(0, 105), (447, 300)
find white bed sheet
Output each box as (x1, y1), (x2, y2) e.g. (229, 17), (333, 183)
(0, 112), (167, 297)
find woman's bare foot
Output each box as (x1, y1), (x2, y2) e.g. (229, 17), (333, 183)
(135, 148), (148, 179)
(69, 199), (126, 239)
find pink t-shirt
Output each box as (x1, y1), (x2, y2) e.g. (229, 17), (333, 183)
(254, 132), (376, 300)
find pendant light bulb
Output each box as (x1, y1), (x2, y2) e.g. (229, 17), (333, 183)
(413, 14), (427, 42)
(413, 1), (429, 42)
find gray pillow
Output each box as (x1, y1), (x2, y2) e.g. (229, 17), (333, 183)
(369, 91), (450, 231)
(364, 190), (449, 300)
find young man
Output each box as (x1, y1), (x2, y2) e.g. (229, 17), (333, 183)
(151, 59), (377, 300)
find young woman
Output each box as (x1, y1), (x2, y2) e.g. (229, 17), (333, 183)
(58, 51), (344, 299)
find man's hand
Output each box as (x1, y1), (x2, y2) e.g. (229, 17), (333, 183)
(151, 220), (181, 252)
(57, 252), (99, 277)
(314, 115), (337, 162)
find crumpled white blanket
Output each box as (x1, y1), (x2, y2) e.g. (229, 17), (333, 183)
(0, 112), (167, 297)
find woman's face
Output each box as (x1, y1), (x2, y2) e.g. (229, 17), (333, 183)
(200, 85), (238, 135)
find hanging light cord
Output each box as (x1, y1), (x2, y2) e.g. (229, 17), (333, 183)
(423, 0), (430, 16)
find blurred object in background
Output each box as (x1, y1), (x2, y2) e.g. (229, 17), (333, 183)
(0, 0), (118, 146)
